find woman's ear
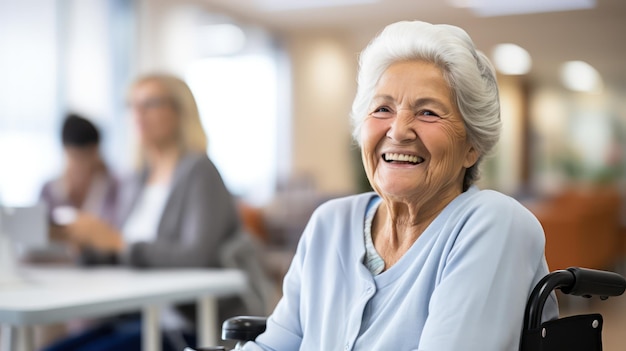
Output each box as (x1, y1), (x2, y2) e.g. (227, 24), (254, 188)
(463, 145), (480, 169)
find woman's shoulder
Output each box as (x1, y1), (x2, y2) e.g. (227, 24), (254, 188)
(296, 193), (375, 262)
(311, 192), (377, 220)
(39, 177), (65, 204)
(450, 187), (544, 242)
(180, 151), (213, 169)
(460, 187), (534, 218)
(40, 177), (61, 195)
(300, 192), (376, 244)
(175, 151), (221, 180)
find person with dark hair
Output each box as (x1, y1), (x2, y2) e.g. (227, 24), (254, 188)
(62, 113), (101, 147)
(30, 113), (119, 349)
(40, 113), (118, 233)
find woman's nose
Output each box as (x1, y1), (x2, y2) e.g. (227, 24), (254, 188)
(386, 111), (417, 142)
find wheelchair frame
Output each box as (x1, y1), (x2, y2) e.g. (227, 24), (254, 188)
(187, 267), (626, 351)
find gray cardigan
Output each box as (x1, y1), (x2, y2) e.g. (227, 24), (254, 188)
(116, 152), (240, 268)
(81, 152), (271, 320)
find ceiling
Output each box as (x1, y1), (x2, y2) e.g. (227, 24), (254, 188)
(203, 0), (626, 88)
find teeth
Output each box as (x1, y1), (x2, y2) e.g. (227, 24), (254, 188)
(384, 153), (423, 164)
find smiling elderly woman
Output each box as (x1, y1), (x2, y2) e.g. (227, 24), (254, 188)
(242, 21), (558, 351)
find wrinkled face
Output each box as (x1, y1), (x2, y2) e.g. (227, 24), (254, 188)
(361, 60), (478, 202)
(128, 80), (179, 148)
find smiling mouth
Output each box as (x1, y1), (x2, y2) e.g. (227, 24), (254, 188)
(382, 153), (425, 165)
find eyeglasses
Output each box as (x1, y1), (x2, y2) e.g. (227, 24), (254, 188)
(127, 97), (173, 111)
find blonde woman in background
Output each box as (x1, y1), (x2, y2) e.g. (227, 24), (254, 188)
(44, 74), (245, 351)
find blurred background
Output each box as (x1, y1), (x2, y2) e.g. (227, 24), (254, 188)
(1, 0), (626, 344)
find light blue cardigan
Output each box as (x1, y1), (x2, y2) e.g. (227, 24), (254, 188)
(244, 187), (558, 351)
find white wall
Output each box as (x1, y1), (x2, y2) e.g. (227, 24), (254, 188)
(479, 75), (526, 194)
(285, 32), (359, 194)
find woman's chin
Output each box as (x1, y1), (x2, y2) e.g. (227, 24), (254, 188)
(375, 183), (422, 200)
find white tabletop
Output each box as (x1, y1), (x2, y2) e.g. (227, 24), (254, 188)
(0, 265), (247, 326)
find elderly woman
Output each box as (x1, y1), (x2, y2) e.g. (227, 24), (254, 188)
(242, 21), (558, 351)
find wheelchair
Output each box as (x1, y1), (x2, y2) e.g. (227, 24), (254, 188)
(186, 267), (626, 351)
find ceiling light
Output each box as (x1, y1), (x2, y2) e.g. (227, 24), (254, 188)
(491, 43), (532, 75)
(255, 0), (377, 12)
(447, 0), (475, 8)
(560, 60), (603, 93)
(449, 0), (595, 17)
(197, 24), (246, 56)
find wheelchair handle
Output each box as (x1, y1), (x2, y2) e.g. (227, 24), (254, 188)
(523, 267), (626, 330)
(222, 316), (268, 342)
(561, 267), (626, 297)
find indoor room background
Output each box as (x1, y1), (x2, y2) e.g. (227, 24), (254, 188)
(2, 0), (626, 337)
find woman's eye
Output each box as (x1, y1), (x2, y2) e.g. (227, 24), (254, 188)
(418, 110), (440, 121)
(371, 106), (393, 118)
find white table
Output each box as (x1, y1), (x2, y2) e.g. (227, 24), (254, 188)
(0, 265), (247, 351)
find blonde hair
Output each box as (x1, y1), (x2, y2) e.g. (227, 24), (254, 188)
(130, 73), (207, 159)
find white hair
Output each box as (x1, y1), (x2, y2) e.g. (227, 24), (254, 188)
(351, 21), (501, 190)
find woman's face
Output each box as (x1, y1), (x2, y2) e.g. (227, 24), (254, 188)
(64, 145), (100, 177)
(361, 60), (478, 203)
(129, 80), (179, 148)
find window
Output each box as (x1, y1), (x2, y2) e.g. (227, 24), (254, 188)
(0, 0), (60, 206)
(186, 54), (281, 205)
(0, 0), (133, 206)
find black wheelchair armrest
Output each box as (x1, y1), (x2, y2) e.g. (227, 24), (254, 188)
(183, 317), (266, 351)
(222, 316), (268, 342)
(524, 267), (626, 330)
(561, 267), (626, 297)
